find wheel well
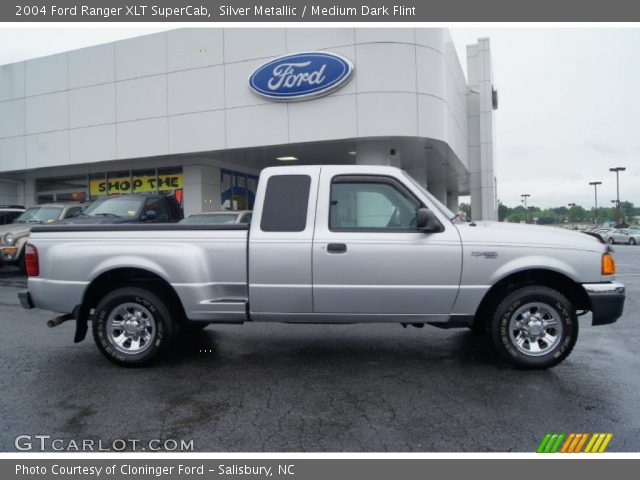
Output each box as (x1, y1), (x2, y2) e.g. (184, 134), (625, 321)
(473, 269), (590, 328)
(81, 268), (187, 323)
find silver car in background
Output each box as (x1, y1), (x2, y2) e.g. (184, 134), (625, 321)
(603, 228), (640, 245)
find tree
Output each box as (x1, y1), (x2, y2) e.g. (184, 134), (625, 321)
(498, 202), (509, 221)
(458, 202), (471, 220)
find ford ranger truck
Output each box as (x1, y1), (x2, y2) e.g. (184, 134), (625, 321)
(18, 166), (625, 368)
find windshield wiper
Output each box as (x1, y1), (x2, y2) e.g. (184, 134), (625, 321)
(27, 220), (43, 224)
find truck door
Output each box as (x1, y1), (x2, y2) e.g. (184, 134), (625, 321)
(312, 169), (462, 318)
(248, 167), (320, 318)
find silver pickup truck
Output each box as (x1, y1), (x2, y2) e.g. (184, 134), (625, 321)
(19, 165), (625, 369)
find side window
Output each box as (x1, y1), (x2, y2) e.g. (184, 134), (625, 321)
(64, 207), (81, 219)
(260, 175), (311, 232)
(330, 177), (421, 231)
(144, 198), (170, 221)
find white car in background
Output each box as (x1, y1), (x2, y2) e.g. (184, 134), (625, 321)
(604, 228), (640, 245)
(180, 210), (252, 225)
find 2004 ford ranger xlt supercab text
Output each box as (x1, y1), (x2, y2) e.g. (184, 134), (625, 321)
(19, 166), (625, 368)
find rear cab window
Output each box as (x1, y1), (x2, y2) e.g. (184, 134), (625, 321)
(260, 175), (311, 232)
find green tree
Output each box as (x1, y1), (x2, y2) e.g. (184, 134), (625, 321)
(458, 202), (471, 220)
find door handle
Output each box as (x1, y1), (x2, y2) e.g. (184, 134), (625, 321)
(327, 243), (347, 254)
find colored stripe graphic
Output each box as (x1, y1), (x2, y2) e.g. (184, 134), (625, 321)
(538, 433), (613, 453)
(537, 433), (565, 453)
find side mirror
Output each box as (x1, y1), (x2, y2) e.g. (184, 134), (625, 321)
(143, 209), (157, 221)
(416, 208), (443, 233)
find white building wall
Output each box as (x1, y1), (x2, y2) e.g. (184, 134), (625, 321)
(0, 28), (469, 174)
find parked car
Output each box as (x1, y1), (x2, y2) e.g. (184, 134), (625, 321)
(0, 203), (86, 271)
(0, 205), (25, 225)
(603, 228), (640, 245)
(20, 165), (624, 369)
(59, 195), (183, 224)
(180, 210), (252, 225)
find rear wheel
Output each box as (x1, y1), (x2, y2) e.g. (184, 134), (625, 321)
(629, 238), (636, 245)
(490, 285), (578, 369)
(92, 287), (176, 366)
(608, 237), (615, 244)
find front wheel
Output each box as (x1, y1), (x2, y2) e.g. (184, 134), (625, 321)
(92, 287), (176, 366)
(608, 237), (615, 244)
(629, 238), (636, 245)
(490, 285), (578, 369)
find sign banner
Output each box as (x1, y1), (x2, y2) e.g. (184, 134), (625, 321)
(90, 174), (183, 197)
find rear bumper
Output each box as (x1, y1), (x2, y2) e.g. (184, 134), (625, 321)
(583, 282), (625, 326)
(18, 291), (33, 310)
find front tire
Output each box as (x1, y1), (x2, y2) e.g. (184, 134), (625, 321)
(92, 287), (176, 366)
(608, 237), (615, 244)
(490, 285), (578, 369)
(629, 238), (636, 245)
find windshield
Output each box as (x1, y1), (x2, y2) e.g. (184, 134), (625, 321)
(84, 197), (143, 218)
(401, 171), (457, 221)
(15, 207), (63, 224)
(181, 213), (239, 225)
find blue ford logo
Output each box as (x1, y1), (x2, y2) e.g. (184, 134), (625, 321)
(248, 52), (354, 101)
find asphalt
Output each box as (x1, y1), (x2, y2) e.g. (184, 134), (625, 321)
(1, 246), (639, 452)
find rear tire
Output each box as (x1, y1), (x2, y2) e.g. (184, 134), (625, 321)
(608, 237), (615, 244)
(92, 287), (176, 366)
(490, 285), (578, 369)
(629, 238), (636, 245)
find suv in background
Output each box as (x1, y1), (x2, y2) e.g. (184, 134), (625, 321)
(0, 205), (25, 225)
(59, 195), (183, 225)
(0, 203), (86, 271)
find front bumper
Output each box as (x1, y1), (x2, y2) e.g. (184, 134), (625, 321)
(583, 282), (625, 326)
(18, 291), (33, 310)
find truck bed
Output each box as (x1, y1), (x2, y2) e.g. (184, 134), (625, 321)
(28, 223), (250, 321)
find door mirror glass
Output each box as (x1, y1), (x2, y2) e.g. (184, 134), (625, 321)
(416, 208), (443, 233)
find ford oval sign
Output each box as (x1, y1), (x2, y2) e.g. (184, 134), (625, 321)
(248, 52), (354, 102)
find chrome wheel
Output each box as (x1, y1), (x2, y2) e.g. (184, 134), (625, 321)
(106, 303), (156, 355)
(508, 302), (563, 357)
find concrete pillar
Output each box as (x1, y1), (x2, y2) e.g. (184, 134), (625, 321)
(446, 192), (459, 212)
(428, 181), (447, 206)
(466, 38), (497, 221)
(182, 164), (221, 217)
(23, 177), (36, 206)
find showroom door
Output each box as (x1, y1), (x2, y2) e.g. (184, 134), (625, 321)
(312, 172), (462, 317)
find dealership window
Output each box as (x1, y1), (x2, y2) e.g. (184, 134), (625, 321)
(221, 169), (259, 211)
(37, 168), (184, 207)
(35, 176), (88, 203)
(329, 176), (421, 231)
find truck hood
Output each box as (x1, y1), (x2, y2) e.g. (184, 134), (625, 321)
(0, 223), (32, 240)
(58, 216), (139, 225)
(455, 221), (604, 252)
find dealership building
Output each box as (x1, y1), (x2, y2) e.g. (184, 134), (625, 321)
(0, 28), (497, 219)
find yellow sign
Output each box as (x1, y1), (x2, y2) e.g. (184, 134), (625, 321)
(90, 174), (183, 196)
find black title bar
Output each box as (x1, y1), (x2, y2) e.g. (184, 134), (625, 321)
(4, 0), (640, 22)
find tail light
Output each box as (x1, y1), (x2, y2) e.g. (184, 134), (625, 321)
(25, 243), (39, 277)
(602, 252), (616, 276)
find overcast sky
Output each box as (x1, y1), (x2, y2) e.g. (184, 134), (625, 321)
(0, 27), (638, 209)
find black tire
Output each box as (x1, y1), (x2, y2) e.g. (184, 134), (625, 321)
(490, 285), (578, 369)
(629, 238), (636, 245)
(92, 287), (176, 366)
(608, 237), (615, 244)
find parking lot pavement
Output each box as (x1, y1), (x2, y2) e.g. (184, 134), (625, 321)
(1, 246), (639, 452)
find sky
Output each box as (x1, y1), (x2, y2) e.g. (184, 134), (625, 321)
(0, 26), (638, 209)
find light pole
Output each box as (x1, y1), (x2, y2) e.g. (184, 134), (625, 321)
(609, 167), (626, 225)
(589, 181), (602, 225)
(568, 203), (576, 225)
(521, 194), (531, 223)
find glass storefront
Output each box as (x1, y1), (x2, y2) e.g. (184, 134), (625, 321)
(35, 167), (184, 206)
(221, 169), (259, 210)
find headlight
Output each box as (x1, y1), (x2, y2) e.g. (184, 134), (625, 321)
(4, 233), (15, 246)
